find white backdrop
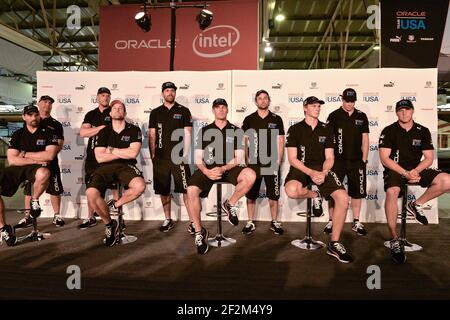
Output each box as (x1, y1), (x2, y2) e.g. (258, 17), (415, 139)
(36, 68), (439, 223)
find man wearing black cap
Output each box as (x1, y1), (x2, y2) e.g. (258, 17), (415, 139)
(79, 87), (114, 229)
(0, 106), (59, 246)
(324, 88), (369, 236)
(16, 95), (66, 229)
(284, 96), (353, 263)
(241, 89), (285, 235)
(186, 98), (256, 254)
(379, 99), (450, 263)
(86, 99), (145, 246)
(148, 82), (193, 233)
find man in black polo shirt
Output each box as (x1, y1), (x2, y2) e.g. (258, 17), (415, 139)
(325, 88), (369, 236)
(186, 98), (256, 254)
(0, 105), (58, 246)
(284, 96), (353, 263)
(16, 95), (66, 229)
(86, 99), (145, 247)
(379, 99), (450, 263)
(79, 87), (114, 229)
(148, 82), (193, 233)
(241, 89), (285, 235)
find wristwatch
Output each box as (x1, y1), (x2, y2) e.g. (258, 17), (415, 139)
(402, 170), (409, 178)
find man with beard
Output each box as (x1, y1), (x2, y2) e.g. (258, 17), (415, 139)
(86, 100), (145, 247)
(148, 82), (193, 233)
(241, 90), (285, 235)
(16, 95), (66, 229)
(0, 105), (58, 246)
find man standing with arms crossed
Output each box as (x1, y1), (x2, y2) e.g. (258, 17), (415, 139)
(241, 90), (285, 235)
(148, 82), (194, 233)
(324, 88), (369, 236)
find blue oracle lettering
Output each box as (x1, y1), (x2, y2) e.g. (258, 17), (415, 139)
(58, 97), (72, 104)
(326, 96), (341, 103)
(398, 19), (426, 30)
(318, 136), (326, 143)
(288, 96), (304, 103)
(125, 97), (140, 104)
(36, 139), (46, 146)
(195, 97), (210, 104)
(268, 123), (277, 129)
(121, 136), (131, 142)
(355, 120), (364, 126)
(363, 96), (379, 102)
(173, 114), (183, 120)
(412, 139), (421, 146)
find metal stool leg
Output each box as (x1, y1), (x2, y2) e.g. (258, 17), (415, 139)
(207, 183), (236, 247)
(291, 184), (324, 250)
(116, 183), (137, 245)
(384, 183), (422, 252)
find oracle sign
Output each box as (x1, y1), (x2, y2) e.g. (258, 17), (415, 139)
(99, 0), (258, 71)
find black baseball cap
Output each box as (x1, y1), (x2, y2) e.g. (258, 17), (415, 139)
(396, 99), (414, 111)
(341, 88), (357, 102)
(303, 96), (325, 106)
(162, 82), (177, 91)
(212, 98), (228, 107)
(23, 105), (39, 115)
(255, 89), (270, 100)
(97, 87), (111, 95)
(39, 95), (55, 103)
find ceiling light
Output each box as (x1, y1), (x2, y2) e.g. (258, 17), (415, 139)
(275, 14), (285, 22)
(135, 6), (151, 32)
(197, 9), (213, 30)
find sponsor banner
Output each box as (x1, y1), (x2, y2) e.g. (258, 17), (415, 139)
(99, 0), (258, 71)
(381, 0), (449, 67)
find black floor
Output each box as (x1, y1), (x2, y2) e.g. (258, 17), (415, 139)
(1, 211), (450, 300)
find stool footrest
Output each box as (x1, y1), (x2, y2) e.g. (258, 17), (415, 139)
(291, 238), (325, 250)
(206, 211), (228, 218)
(207, 234), (236, 247)
(17, 231), (50, 243)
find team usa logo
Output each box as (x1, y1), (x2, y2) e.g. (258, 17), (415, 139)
(194, 95), (210, 104)
(125, 95), (140, 105)
(57, 95), (72, 104)
(363, 93), (380, 103)
(325, 93), (341, 103)
(288, 94), (304, 104)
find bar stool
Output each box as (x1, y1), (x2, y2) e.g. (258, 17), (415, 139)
(206, 181), (236, 247)
(384, 181), (422, 252)
(108, 182), (137, 245)
(291, 183), (325, 250)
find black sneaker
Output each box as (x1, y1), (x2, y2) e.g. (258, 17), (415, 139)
(195, 227), (209, 254)
(53, 215), (65, 227)
(104, 219), (120, 247)
(78, 217), (97, 229)
(30, 199), (41, 218)
(106, 199), (119, 214)
(312, 191), (323, 217)
(270, 220), (284, 235)
(14, 216), (33, 229)
(323, 220), (333, 234)
(352, 221), (367, 236)
(159, 219), (174, 232)
(390, 238), (406, 263)
(187, 222), (195, 235)
(407, 201), (428, 225)
(327, 242), (353, 263)
(242, 221), (256, 234)
(0, 225), (17, 247)
(222, 199), (239, 226)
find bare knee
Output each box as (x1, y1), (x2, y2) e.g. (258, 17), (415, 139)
(35, 167), (50, 181)
(240, 168), (256, 185)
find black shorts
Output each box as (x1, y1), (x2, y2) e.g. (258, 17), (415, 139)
(284, 166), (345, 199)
(24, 165), (64, 196)
(246, 165), (281, 200)
(85, 161), (117, 190)
(0, 164), (47, 197)
(333, 160), (367, 199)
(87, 163), (143, 196)
(383, 168), (442, 195)
(152, 159), (191, 195)
(187, 166), (245, 198)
